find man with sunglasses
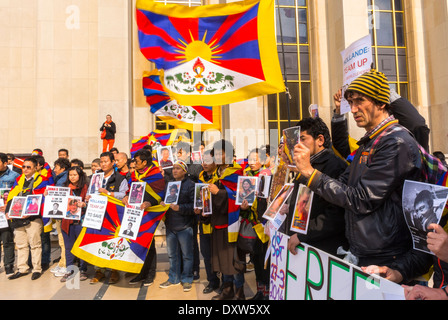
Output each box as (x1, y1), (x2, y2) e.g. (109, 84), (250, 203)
(5, 157), (52, 280)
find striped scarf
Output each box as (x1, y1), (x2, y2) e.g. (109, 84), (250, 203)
(129, 165), (166, 204)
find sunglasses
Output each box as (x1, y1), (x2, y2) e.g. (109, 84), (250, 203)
(22, 166), (33, 170)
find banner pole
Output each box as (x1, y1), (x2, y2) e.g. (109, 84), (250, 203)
(276, 0), (292, 127)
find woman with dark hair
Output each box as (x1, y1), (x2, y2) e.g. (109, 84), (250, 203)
(60, 166), (89, 282)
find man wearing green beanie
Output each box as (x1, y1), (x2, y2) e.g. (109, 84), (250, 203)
(292, 69), (433, 286)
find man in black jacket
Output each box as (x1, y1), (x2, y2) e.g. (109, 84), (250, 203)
(284, 117), (348, 257)
(293, 70), (433, 285)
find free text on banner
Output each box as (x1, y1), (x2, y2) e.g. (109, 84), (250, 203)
(269, 231), (405, 300)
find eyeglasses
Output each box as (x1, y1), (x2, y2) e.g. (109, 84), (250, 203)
(22, 166), (33, 170)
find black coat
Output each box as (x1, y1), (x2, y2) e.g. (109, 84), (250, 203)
(309, 120), (433, 283)
(164, 177), (195, 232)
(100, 121), (116, 140)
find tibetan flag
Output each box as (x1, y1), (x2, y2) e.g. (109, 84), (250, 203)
(217, 161), (245, 242)
(129, 164), (166, 204)
(72, 197), (169, 274)
(136, 0), (285, 106)
(143, 70), (222, 131)
(130, 129), (178, 158)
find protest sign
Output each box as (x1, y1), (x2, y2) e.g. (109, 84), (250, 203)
(290, 185), (313, 234)
(257, 174), (271, 199)
(129, 182), (146, 206)
(0, 212), (7, 229)
(88, 172), (104, 195)
(23, 194), (43, 217)
(164, 181), (181, 204)
(43, 186), (71, 218)
(0, 198), (8, 228)
(65, 196), (82, 220)
(8, 196), (26, 218)
(82, 194), (108, 230)
(119, 205), (144, 241)
(282, 126), (301, 167)
(201, 186), (212, 215)
(236, 176), (258, 206)
(402, 180), (448, 254)
(269, 231), (405, 300)
(194, 183), (208, 209)
(263, 184), (294, 222)
(340, 35), (373, 114)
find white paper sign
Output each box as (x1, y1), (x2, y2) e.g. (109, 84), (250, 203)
(119, 205), (144, 241)
(0, 212), (8, 228)
(82, 195), (108, 230)
(340, 35), (373, 114)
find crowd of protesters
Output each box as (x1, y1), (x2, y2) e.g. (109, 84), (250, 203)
(1, 70), (448, 300)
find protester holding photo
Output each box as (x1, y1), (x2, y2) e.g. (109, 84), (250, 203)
(5, 157), (52, 281)
(285, 117), (348, 258)
(58, 166), (89, 282)
(159, 160), (195, 292)
(293, 70), (433, 284)
(125, 148), (166, 287)
(89, 152), (129, 285)
(240, 148), (271, 300)
(195, 150), (220, 294)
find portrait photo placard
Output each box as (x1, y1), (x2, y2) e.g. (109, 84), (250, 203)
(235, 176), (258, 206)
(129, 182), (146, 206)
(194, 183), (208, 209)
(88, 172), (104, 195)
(8, 196), (27, 219)
(65, 196), (83, 220)
(201, 186), (212, 215)
(402, 180), (448, 254)
(164, 181), (181, 205)
(290, 185), (314, 234)
(23, 194), (43, 217)
(119, 205), (144, 241)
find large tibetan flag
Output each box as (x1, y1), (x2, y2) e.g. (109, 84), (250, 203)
(143, 70), (222, 131)
(136, 0), (285, 106)
(72, 196), (169, 274)
(218, 161), (245, 242)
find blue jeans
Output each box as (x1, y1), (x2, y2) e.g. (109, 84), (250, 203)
(166, 227), (194, 284)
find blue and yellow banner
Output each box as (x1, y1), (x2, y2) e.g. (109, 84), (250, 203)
(72, 197), (168, 274)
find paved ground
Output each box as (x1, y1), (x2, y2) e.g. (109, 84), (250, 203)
(0, 235), (258, 301)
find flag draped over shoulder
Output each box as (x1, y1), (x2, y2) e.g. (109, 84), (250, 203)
(72, 197), (169, 274)
(143, 70), (222, 131)
(7, 172), (54, 232)
(136, 0), (285, 106)
(129, 165), (166, 204)
(217, 162), (245, 242)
